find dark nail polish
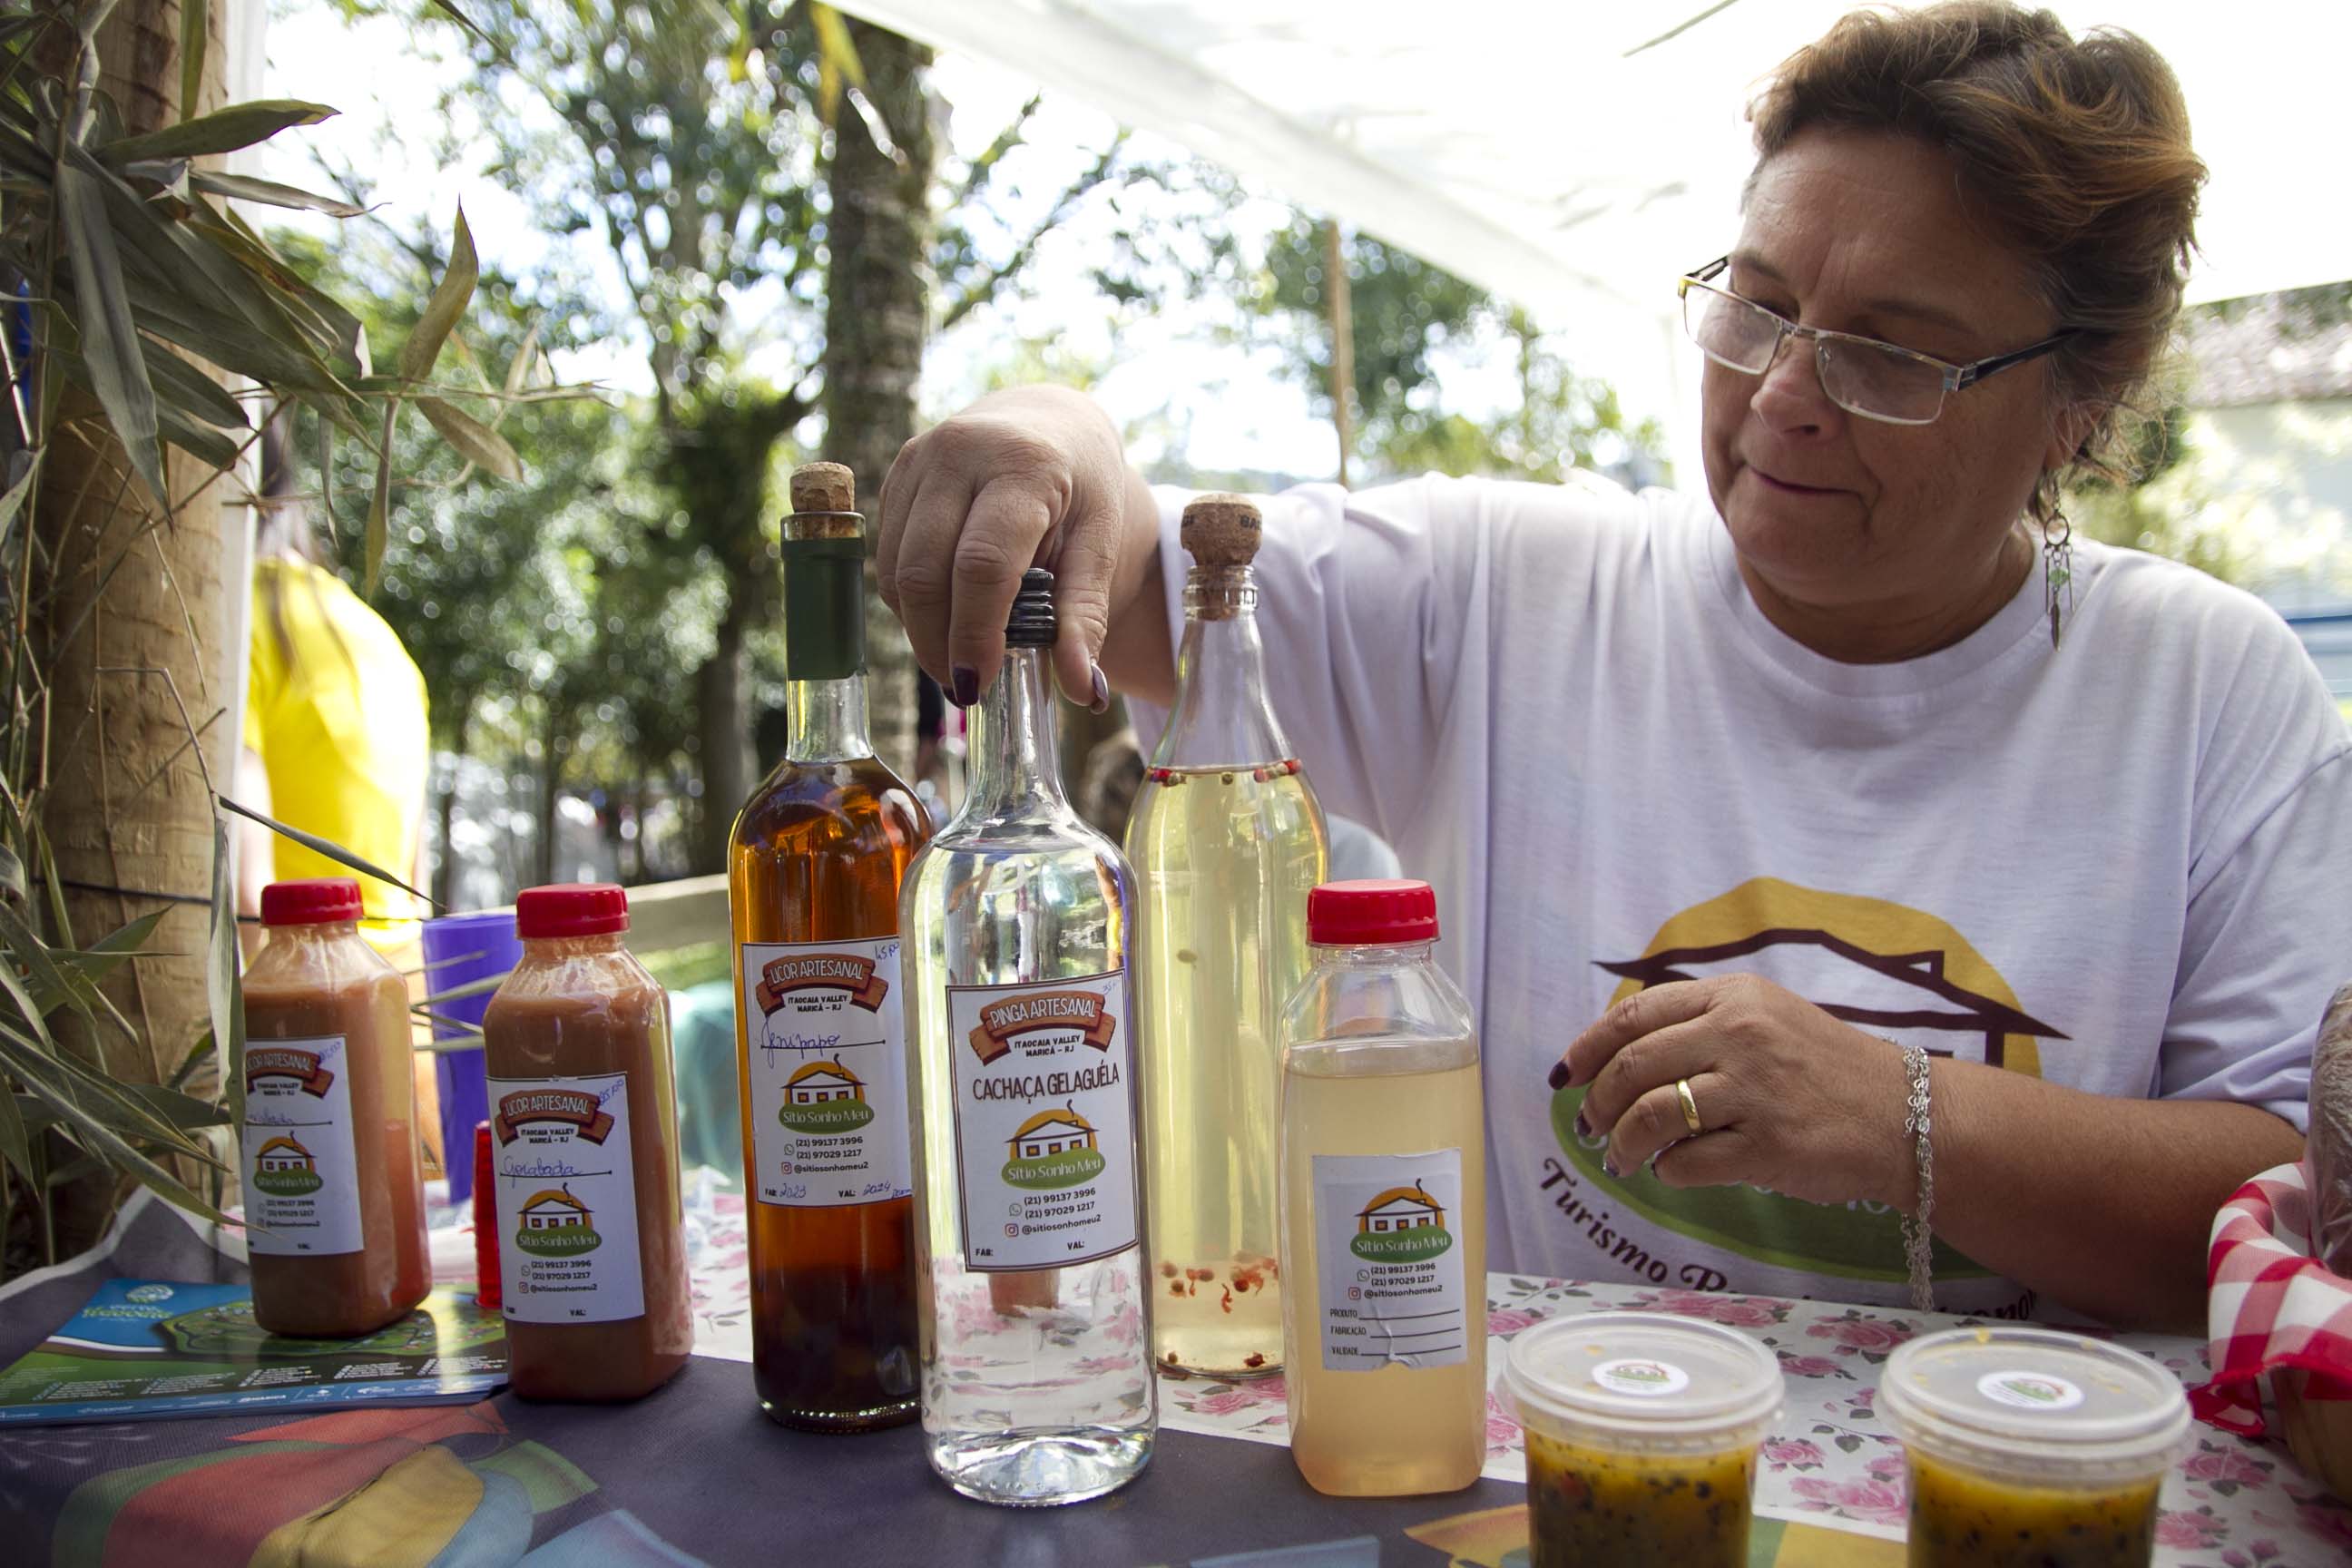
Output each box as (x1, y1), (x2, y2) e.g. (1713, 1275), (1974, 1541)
(1089, 663), (1111, 714)
(951, 664), (979, 707)
(1573, 1111), (1591, 1139)
(1602, 1153), (1621, 1180)
(1548, 1061), (1571, 1092)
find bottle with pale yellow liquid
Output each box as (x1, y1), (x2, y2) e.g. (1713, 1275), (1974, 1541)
(1279, 878), (1485, 1496)
(1128, 493), (1327, 1379)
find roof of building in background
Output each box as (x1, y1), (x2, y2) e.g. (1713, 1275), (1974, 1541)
(2181, 287), (2352, 408)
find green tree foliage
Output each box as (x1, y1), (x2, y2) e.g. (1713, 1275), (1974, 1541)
(335, 1), (1148, 868)
(1257, 221), (1666, 485)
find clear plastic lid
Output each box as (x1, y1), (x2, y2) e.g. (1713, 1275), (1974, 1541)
(1504, 1311), (1785, 1442)
(1880, 1327), (2190, 1480)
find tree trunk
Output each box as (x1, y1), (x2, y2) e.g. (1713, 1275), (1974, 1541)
(432, 701), (469, 908)
(31, 0), (231, 1259)
(692, 604), (751, 873)
(532, 698), (570, 888)
(822, 22), (936, 781)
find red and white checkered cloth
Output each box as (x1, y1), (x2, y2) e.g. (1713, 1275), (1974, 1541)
(2192, 1161), (2352, 1436)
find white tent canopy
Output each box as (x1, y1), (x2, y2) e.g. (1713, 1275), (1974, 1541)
(847, 1), (2351, 479)
(848, 1), (2347, 313)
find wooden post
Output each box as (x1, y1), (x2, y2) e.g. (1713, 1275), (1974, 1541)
(33, 0), (233, 1253)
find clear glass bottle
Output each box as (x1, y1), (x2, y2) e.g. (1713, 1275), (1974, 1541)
(901, 567), (1157, 1505)
(1128, 493), (1328, 1378)
(1279, 878), (1485, 1496)
(729, 462), (933, 1429)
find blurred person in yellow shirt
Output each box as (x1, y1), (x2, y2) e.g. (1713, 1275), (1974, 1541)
(234, 408), (442, 1174)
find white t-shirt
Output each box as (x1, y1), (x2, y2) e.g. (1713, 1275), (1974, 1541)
(1132, 475), (2352, 1317)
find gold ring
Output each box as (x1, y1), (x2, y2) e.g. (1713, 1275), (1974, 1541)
(1676, 1077), (1703, 1135)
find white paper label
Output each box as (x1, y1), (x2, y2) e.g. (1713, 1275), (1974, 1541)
(1312, 1149), (1470, 1372)
(489, 1073), (645, 1324)
(741, 938), (912, 1208)
(241, 1034), (365, 1257)
(1593, 1357), (1692, 1397)
(946, 970), (1139, 1272)
(1977, 1369), (2086, 1412)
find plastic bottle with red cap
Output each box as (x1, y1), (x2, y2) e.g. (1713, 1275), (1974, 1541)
(1278, 877), (1487, 1495)
(240, 877), (430, 1336)
(481, 883), (691, 1400)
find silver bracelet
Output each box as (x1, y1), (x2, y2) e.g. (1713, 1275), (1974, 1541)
(1899, 1042), (1936, 1313)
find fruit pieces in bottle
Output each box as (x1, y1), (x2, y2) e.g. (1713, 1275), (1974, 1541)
(1131, 491), (1327, 1379)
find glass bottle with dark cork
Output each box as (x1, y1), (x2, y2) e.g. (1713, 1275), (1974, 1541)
(728, 460), (933, 1430)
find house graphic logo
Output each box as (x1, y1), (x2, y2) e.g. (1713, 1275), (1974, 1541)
(754, 953), (889, 1016)
(250, 1135), (322, 1197)
(1001, 1102), (1106, 1190)
(1350, 1181), (1454, 1262)
(1551, 878), (2068, 1283)
(513, 1186), (601, 1256)
(778, 1056), (876, 1134)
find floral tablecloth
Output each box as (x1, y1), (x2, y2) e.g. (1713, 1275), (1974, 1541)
(642, 1185), (2352, 1566)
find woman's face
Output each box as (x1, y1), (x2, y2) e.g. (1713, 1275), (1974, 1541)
(1700, 128), (2081, 633)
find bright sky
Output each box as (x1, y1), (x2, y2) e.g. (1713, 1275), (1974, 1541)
(260, 5), (1680, 486)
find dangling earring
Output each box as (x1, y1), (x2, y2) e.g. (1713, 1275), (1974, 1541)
(2043, 511), (2073, 650)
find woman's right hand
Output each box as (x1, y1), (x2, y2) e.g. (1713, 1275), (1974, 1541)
(877, 385), (1169, 710)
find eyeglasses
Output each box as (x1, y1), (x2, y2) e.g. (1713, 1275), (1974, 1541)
(1676, 257), (2077, 426)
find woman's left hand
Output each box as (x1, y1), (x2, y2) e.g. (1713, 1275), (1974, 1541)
(1551, 974), (1916, 1209)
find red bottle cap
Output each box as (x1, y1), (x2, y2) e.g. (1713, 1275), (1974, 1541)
(514, 883), (630, 939)
(1307, 878), (1439, 946)
(260, 877), (364, 926)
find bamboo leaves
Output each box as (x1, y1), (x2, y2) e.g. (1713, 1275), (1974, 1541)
(99, 101), (338, 164)
(56, 163), (165, 505)
(368, 205), (482, 587)
(401, 207), (477, 382)
(187, 171), (367, 218)
(416, 397), (522, 482)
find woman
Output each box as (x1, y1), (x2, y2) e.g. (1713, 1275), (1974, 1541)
(875, 3), (2348, 1330)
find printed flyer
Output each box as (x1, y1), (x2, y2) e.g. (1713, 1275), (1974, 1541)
(0, 1278), (506, 1425)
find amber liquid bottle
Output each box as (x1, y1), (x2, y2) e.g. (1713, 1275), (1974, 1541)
(729, 461), (934, 1429)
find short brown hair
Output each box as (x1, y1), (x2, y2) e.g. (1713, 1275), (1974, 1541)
(1750, 2), (2204, 520)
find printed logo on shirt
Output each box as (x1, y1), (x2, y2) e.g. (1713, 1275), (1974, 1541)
(1548, 877), (2068, 1285)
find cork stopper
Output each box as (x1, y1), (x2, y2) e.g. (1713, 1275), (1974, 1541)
(1181, 493), (1261, 567)
(790, 461), (856, 514)
(786, 461), (861, 541)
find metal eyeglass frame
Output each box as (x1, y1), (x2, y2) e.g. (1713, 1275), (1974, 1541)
(1677, 256), (2078, 426)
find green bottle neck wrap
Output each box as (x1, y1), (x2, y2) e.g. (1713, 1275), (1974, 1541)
(781, 534), (866, 681)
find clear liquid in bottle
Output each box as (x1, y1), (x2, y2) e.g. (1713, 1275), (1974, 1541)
(901, 568), (1157, 1505)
